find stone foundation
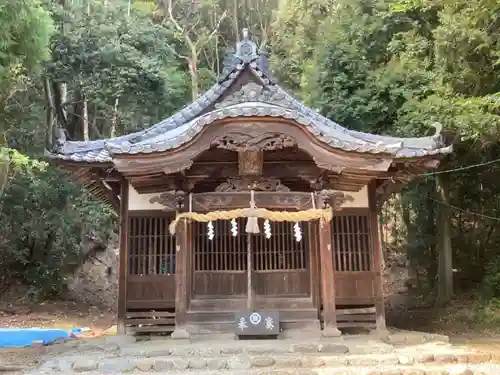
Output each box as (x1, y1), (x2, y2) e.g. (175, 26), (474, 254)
(26, 331), (500, 375)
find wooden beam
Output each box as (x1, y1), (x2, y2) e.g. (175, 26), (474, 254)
(117, 179), (129, 335)
(368, 180), (387, 334)
(171, 217), (190, 340)
(317, 202), (341, 337)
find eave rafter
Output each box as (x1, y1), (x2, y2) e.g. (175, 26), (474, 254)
(55, 162), (121, 210)
(373, 157), (445, 209)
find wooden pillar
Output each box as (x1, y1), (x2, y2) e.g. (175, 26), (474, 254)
(171, 218), (190, 339)
(368, 180), (387, 333)
(117, 180), (129, 335)
(317, 207), (341, 337)
(246, 233), (254, 311)
(309, 221), (321, 310)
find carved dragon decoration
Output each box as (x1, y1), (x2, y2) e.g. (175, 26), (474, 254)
(212, 132), (296, 152)
(215, 177), (291, 192)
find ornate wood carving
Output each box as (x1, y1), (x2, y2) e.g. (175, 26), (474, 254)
(273, 194), (313, 208)
(215, 177), (290, 192)
(317, 190), (355, 209)
(189, 191), (320, 211)
(192, 195), (234, 211)
(214, 82), (294, 109)
(150, 190), (186, 211)
(238, 150), (263, 175)
(212, 132), (297, 151)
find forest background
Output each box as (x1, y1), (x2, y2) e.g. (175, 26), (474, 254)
(2, 0), (500, 329)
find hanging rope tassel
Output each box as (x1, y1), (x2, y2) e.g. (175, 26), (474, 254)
(245, 190), (260, 234)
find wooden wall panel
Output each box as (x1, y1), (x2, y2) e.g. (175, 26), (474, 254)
(334, 272), (375, 305)
(127, 275), (175, 308)
(192, 272), (247, 298)
(254, 270), (310, 297)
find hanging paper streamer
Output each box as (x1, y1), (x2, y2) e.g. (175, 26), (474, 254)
(207, 221), (214, 240)
(293, 222), (302, 242)
(264, 219), (271, 239)
(230, 218), (238, 236)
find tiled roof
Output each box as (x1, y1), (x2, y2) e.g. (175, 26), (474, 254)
(47, 29), (452, 164)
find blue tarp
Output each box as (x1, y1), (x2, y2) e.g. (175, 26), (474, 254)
(0, 328), (83, 348)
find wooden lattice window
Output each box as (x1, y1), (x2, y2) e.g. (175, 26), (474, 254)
(332, 212), (371, 272)
(128, 214), (176, 275)
(252, 220), (307, 271)
(192, 218), (307, 272)
(193, 218), (247, 271)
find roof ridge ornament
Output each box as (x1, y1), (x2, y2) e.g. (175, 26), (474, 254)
(235, 28), (259, 63)
(219, 28), (275, 83)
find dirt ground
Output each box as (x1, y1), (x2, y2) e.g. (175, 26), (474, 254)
(0, 301), (115, 371)
(1, 298), (500, 372)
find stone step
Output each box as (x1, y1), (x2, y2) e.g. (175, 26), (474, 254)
(29, 332), (500, 375)
(35, 361), (500, 375)
(38, 350), (497, 374)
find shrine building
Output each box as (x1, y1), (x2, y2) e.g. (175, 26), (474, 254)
(47, 30), (452, 338)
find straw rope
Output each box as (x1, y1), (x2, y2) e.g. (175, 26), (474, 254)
(168, 207), (332, 235)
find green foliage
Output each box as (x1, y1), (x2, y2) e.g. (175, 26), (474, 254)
(270, 0), (335, 91)
(45, 0), (189, 138)
(0, 0), (190, 298)
(270, 0), (500, 297)
(0, 0), (54, 106)
(0, 149), (115, 298)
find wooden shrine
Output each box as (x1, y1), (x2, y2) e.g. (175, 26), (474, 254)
(47, 29), (452, 338)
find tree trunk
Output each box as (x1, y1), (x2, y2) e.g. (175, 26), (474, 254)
(0, 135), (9, 202)
(52, 81), (68, 131)
(233, 0), (240, 40)
(61, 83), (67, 119)
(436, 175), (453, 306)
(422, 187), (437, 291)
(110, 97), (119, 138)
(43, 77), (55, 149)
(189, 57), (199, 101)
(82, 93), (89, 141)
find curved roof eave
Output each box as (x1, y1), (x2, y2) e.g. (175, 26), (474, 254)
(271, 84), (444, 152)
(104, 102), (451, 158)
(56, 68), (245, 157)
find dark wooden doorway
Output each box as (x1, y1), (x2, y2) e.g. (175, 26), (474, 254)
(191, 218), (311, 301)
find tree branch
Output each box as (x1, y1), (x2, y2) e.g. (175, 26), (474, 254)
(195, 11), (227, 49)
(164, 41), (188, 60)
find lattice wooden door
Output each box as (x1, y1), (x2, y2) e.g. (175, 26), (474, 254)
(192, 218), (310, 299)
